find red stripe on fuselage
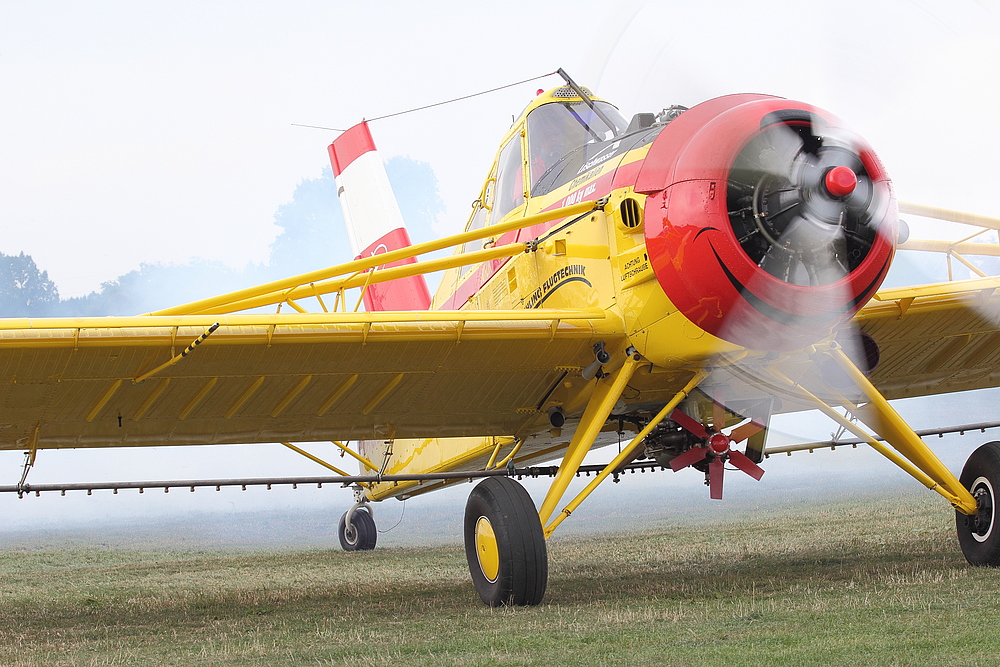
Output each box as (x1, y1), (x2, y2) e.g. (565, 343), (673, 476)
(611, 158), (642, 191)
(440, 164), (631, 310)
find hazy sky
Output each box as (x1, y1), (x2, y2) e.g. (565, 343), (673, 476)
(1, 0), (998, 298)
(1, 1), (999, 531)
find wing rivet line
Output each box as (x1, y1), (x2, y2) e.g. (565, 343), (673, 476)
(179, 378), (217, 420)
(317, 374), (359, 417)
(86, 379), (123, 422)
(133, 378), (170, 421)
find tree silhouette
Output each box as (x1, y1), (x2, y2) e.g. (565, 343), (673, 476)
(266, 166), (345, 277)
(0, 252), (59, 316)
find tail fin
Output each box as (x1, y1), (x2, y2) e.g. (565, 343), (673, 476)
(328, 122), (431, 312)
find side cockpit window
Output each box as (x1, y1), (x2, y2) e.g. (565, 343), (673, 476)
(492, 135), (525, 222)
(460, 203), (490, 276)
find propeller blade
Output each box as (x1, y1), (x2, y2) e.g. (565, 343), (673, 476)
(729, 449), (766, 481)
(729, 420), (765, 444)
(709, 457), (725, 500)
(670, 409), (710, 440)
(754, 120), (806, 181)
(669, 446), (708, 472)
(713, 399), (726, 431)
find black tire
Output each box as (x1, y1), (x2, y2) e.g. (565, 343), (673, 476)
(956, 441), (1000, 566)
(339, 507), (377, 551)
(464, 477), (547, 606)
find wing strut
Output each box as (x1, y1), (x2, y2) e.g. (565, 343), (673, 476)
(536, 348), (643, 525)
(762, 342), (978, 515)
(542, 369), (710, 538)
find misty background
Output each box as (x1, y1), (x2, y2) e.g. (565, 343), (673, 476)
(2, 1), (1000, 549)
(0, 158), (444, 317)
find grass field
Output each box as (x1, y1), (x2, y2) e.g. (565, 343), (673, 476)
(1, 490), (998, 666)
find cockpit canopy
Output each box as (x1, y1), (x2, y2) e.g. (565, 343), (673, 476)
(527, 100), (628, 196)
(462, 93), (630, 261)
(457, 90), (632, 281)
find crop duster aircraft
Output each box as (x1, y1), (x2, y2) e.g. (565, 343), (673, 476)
(3, 70), (1000, 607)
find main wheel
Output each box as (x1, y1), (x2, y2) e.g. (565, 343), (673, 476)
(339, 506), (377, 551)
(956, 441), (1000, 566)
(464, 477), (547, 606)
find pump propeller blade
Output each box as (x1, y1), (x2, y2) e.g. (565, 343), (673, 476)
(669, 409), (710, 440)
(709, 458), (725, 499)
(669, 445), (709, 472)
(728, 449), (765, 481)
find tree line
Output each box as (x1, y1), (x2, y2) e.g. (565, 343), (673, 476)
(1, 160), (443, 317)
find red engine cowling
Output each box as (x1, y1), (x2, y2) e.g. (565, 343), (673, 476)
(636, 94), (897, 352)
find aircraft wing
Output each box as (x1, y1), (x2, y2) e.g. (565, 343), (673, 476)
(855, 276), (1000, 400)
(0, 310), (622, 451)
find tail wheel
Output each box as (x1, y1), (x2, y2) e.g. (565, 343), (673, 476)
(339, 506), (377, 551)
(464, 477), (547, 606)
(956, 442), (1000, 566)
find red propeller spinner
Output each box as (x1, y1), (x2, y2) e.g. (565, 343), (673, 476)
(636, 94), (899, 352)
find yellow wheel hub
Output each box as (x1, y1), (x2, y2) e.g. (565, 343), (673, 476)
(475, 516), (500, 583)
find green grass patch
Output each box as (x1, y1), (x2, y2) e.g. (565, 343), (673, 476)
(1, 492), (998, 666)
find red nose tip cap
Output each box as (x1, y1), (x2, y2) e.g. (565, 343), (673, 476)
(709, 433), (730, 455)
(825, 165), (857, 197)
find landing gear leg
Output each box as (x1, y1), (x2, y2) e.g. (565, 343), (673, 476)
(464, 477), (547, 606)
(957, 442), (1000, 566)
(339, 501), (377, 551)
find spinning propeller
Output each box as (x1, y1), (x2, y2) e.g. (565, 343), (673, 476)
(718, 112), (888, 398)
(726, 118), (879, 290)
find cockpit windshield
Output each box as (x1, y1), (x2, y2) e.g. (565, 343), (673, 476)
(527, 100), (628, 194)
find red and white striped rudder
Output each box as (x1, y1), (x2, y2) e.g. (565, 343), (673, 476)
(328, 122), (431, 312)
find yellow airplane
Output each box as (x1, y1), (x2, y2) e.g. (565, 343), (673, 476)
(3, 70), (1000, 607)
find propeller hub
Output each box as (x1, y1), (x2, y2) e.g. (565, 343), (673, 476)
(709, 433), (731, 455)
(824, 165), (857, 198)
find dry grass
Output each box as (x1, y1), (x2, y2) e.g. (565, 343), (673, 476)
(1, 491), (998, 666)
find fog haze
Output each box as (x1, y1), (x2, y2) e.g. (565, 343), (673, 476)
(0, 1), (998, 540)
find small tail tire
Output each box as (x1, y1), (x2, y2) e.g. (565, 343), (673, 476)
(956, 441), (1000, 566)
(464, 477), (547, 606)
(339, 507), (377, 551)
